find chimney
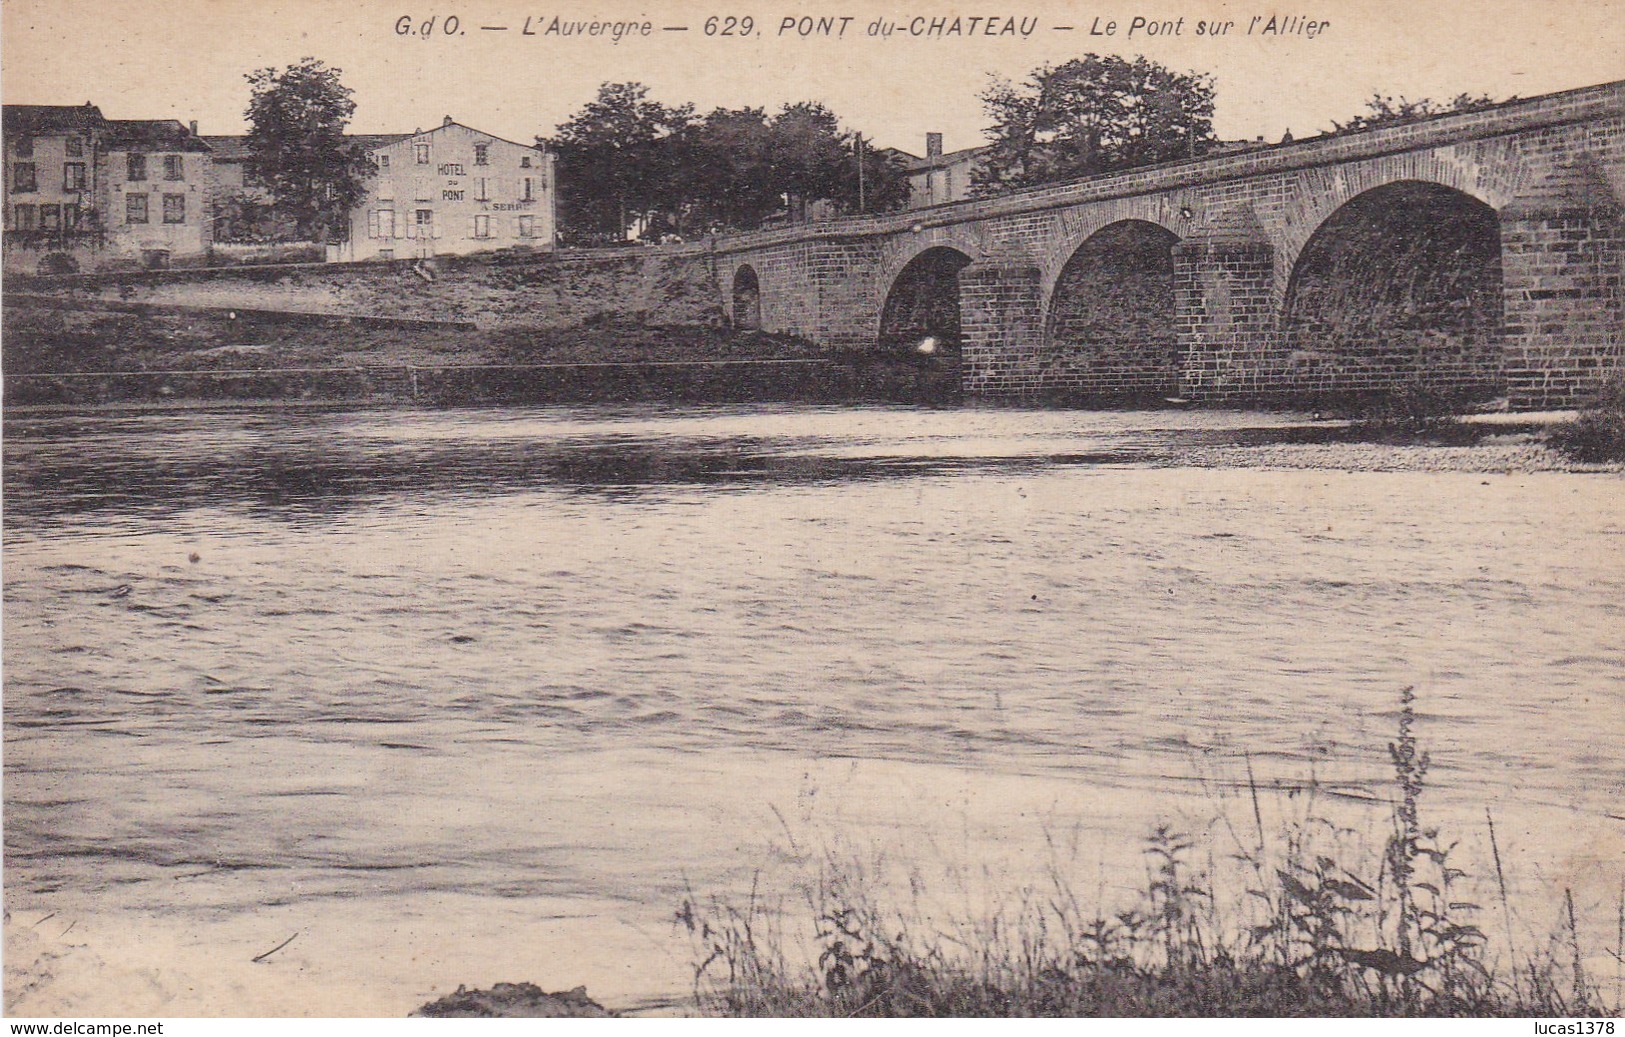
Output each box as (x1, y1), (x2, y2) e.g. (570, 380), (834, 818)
(189, 120), (199, 136)
(926, 132), (943, 158)
(443, 115), (455, 127)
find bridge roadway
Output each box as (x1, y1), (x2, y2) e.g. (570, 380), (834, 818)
(708, 80), (1624, 409)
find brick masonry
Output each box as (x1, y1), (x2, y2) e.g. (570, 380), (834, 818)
(716, 81), (1625, 409)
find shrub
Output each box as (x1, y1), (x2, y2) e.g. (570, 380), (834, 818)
(682, 687), (1616, 1017)
(1548, 379), (1625, 463)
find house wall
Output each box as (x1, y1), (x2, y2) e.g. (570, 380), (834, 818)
(103, 147), (211, 266)
(906, 152), (985, 208)
(343, 121), (557, 261)
(3, 129), (105, 273)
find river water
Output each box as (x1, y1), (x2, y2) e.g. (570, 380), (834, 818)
(4, 404), (1622, 1015)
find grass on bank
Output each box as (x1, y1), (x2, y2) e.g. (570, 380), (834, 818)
(678, 688), (1621, 1017)
(1549, 379), (1625, 463)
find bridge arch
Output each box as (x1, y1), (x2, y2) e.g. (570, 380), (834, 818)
(877, 245), (975, 357)
(731, 264), (762, 329)
(1279, 159), (1508, 275)
(1043, 219), (1183, 398)
(1281, 179), (1505, 399)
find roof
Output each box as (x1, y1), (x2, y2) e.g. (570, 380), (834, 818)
(350, 132), (413, 152)
(105, 119), (212, 152)
(382, 119), (546, 153)
(902, 145), (988, 173)
(2, 103), (107, 135)
(199, 135), (251, 161)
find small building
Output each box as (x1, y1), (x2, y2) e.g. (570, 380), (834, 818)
(3, 103), (212, 273)
(339, 116), (556, 261)
(887, 133), (987, 210)
(101, 119), (213, 269)
(3, 104), (107, 273)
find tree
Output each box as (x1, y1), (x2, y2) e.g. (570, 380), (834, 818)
(677, 106), (780, 233)
(547, 82), (694, 244)
(768, 102), (908, 220)
(243, 58), (370, 242)
(548, 87), (909, 241)
(973, 55), (1217, 195)
(1330, 92), (1503, 135)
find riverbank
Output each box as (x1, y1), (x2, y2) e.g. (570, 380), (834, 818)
(2, 299), (958, 406)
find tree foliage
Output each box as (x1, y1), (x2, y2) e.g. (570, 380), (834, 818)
(548, 82), (695, 244)
(546, 84), (909, 243)
(973, 55), (1217, 195)
(1329, 92), (1504, 135)
(243, 58), (370, 242)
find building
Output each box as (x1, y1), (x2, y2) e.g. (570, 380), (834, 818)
(9, 106), (559, 271)
(339, 116), (556, 261)
(887, 133), (988, 210)
(4, 104), (213, 273)
(100, 119), (213, 269)
(4, 104), (106, 273)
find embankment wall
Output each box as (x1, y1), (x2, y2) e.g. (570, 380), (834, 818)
(8, 246), (725, 330)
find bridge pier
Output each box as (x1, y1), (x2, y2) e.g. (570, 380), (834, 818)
(958, 260), (1046, 396)
(1173, 213), (1278, 400)
(1499, 160), (1624, 409)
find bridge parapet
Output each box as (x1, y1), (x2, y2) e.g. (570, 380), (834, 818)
(710, 79), (1623, 257)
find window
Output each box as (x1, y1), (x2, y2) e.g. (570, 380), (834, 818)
(474, 177), (488, 201)
(14, 136), (34, 157)
(474, 143), (489, 166)
(13, 162), (37, 192)
(164, 155), (184, 180)
(65, 203), (81, 229)
(412, 208), (433, 237)
(521, 155), (532, 168)
(378, 153), (390, 170)
(127, 153), (147, 181)
(40, 204), (61, 232)
(163, 194), (186, 223)
(63, 163), (87, 191)
(368, 209), (396, 239)
(65, 136), (83, 158)
(14, 204), (36, 230)
(473, 214), (490, 238)
(521, 177), (533, 202)
(378, 181), (394, 201)
(126, 193), (149, 223)
(415, 143), (430, 164)
(378, 249), (394, 261)
(517, 214), (534, 238)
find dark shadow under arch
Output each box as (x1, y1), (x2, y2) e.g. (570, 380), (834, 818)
(1045, 220), (1181, 399)
(732, 265), (762, 330)
(1283, 180), (1504, 400)
(878, 247), (974, 359)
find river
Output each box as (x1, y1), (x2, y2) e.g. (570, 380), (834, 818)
(4, 404), (1621, 1015)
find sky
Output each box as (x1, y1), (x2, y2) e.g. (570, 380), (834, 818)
(3, 0), (1623, 155)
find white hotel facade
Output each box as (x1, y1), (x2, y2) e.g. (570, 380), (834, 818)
(341, 116), (557, 261)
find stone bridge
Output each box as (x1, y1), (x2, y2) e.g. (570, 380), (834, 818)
(711, 80), (1624, 409)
